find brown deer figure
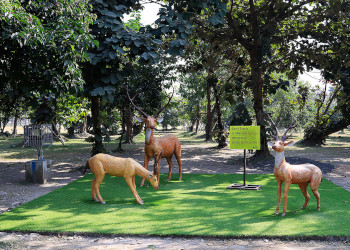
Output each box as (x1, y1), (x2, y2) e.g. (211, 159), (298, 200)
(83, 153), (159, 204)
(127, 87), (182, 186)
(268, 116), (322, 216)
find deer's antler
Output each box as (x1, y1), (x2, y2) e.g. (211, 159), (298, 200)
(126, 85), (149, 118)
(281, 122), (297, 142)
(267, 114), (281, 141)
(153, 87), (174, 118)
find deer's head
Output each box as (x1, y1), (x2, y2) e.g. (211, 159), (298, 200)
(126, 86), (173, 130)
(147, 172), (159, 190)
(267, 114), (296, 152)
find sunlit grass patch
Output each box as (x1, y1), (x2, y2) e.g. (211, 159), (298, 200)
(0, 174), (349, 237)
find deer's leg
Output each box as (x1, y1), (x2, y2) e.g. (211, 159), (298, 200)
(166, 157), (172, 181)
(299, 183), (310, 209)
(157, 158), (162, 184)
(140, 155), (150, 187)
(132, 176), (143, 203)
(91, 177), (97, 202)
(310, 174), (321, 211)
(282, 181), (291, 216)
(311, 188), (321, 211)
(93, 173), (106, 204)
(275, 179), (282, 215)
(310, 182), (321, 211)
(175, 149), (182, 181)
(125, 177), (143, 205)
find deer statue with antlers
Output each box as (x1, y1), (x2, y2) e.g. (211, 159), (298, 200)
(127, 86), (182, 186)
(267, 115), (322, 216)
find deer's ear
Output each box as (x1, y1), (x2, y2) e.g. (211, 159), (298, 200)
(267, 141), (274, 147)
(284, 141), (294, 147)
(156, 117), (163, 123)
(136, 117), (145, 123)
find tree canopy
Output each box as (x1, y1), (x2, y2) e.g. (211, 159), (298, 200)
(1, 0), (349, 154)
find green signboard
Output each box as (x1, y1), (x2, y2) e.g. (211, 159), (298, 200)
(229, 126), (261, 150)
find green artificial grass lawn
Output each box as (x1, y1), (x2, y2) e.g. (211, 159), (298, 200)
(0, 174), (349, 237)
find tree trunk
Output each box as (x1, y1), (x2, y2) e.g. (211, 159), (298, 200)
(80, 116), (87, 134)
(51, 98), (65, 145)
(12, 110), (18, 136)
(213, 83), (227, 148)
(205, 73), (214, 141)
(189, 119), (195, 132)
(124, 105), (133, 144)
(250, 50), (270, 158)
(51, 122), (65, 145)
(116, 108), (126, 152)
(300, 118), (350, 146)
(67, 126), (75, 137)
(90, 95), (106, 155)
(195, 105), (200, 134)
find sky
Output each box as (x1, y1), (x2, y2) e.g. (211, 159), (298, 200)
(124, 2), (160, 25)
(125, 3), (323, 87)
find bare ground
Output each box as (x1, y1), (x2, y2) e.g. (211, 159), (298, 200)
(1, 140), (350, 249)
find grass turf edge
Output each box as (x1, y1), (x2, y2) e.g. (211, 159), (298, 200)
(1, 230), (350, 242)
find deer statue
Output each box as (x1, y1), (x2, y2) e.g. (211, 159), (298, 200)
(268, 115), (322, 216)
(82, 153), (159, 204)
(127, 86), (182, 186)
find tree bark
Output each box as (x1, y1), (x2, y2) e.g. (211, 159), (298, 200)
(67, 126), (75, 137)
(213, 83), (227, 148)
(80, 116), (87, 134)
(205, 73), (213, 141)
(90, 95), (106, 155)
(51, 122), (65, 145)
(250, 49), (270, 157)
(12, 109), (18, 136)
(195, 105), (200, 134)
(300, 119), (350, 146)
(124, 105), (133, 144)
(188, 119), (195, 132)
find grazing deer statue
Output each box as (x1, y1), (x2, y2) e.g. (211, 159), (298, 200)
(268, 115), (322, 216)
(83, 153), (159, 204)
(127, 86), (182, 186)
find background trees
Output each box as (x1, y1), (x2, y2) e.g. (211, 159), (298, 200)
(0, 0), (95, 141)
(158, 0), (349, 155)
(1, 0), (349, 154)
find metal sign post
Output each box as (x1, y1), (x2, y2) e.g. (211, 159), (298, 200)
(226, 126), (262, 190)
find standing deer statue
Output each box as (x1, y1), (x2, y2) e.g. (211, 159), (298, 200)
(127, 86), (182, 186)
(83, 153), (159, 204)
(268, 116), (322, 216)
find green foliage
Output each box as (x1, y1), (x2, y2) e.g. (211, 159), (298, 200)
(300, 83), (350, 146)
(265, 79), (317, 141)
(161, 102), (181, 130)
(0, 0), (96, 94)
(55, 95), (89, 129)
(178, 72), (206, 126)
(230, 103), (252, 126)
(29, 95), (55, 124)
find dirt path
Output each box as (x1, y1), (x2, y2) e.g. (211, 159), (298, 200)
(1, 143), (350, 249)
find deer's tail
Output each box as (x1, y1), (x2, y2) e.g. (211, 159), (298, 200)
(82, 161), (90, 175)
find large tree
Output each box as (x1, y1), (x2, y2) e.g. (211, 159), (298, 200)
(81, 0), (192, 155)
(295, 1), (350, 145)
(158, 0), (349, 157)
(299, 83), (350, 146)
(0, 0), (95, 139)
